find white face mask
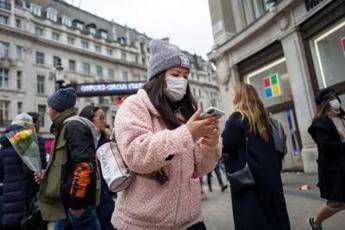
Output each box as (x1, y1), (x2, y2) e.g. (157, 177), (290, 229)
(164, 77), (188, 102)
(329, 99), (341, 110)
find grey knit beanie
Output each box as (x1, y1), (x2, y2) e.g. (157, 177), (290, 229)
(47, 87), (77, 112)
(148, 39), (191, 80)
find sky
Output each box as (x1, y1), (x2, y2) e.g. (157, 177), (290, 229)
(65, 0), (214, 59)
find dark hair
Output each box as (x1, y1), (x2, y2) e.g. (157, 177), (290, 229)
(143, 72), (197, 129)
(27, 112), (39, 124)
(79, 105), (101, 121)
(313, 96), (345, 120)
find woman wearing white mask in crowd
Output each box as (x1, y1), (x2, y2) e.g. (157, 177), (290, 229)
(308, 88), (345, 230)
(112, 39), (221, 230)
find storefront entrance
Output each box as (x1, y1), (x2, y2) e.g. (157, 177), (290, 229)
(238, 43), (303, 170)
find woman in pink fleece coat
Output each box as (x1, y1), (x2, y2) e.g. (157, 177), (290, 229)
(112, 39), (221, 230)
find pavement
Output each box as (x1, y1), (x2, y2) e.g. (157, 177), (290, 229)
(202, 172), (345, 230)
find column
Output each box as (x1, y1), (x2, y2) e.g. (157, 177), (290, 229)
(281, 30), (318, 173)
(9, 0), (15, 27)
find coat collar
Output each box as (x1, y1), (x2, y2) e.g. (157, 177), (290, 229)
(50, 108), (76, 134)
(137, 89), (160, 117)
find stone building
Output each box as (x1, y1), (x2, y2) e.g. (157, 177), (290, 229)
(0, 0), (220, 138)
(208, 0), (345, 172)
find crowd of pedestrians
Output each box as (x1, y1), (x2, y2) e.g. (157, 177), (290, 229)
(0, 39), (344, 230)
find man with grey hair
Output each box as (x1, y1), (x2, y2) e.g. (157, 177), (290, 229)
(0, 113), (44, 229)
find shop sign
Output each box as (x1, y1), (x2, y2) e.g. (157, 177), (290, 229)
(342, 37), (345, 54)
(263, 73), (281, 99)
(74, 81), (145, 97)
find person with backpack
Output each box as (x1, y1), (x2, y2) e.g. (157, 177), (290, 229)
(79, 105), (116, 230)
(113, 39), (221, 229)
(307, 88), (345, 230)
(34, 87), (101, 230)
(269, 113), (287, 171)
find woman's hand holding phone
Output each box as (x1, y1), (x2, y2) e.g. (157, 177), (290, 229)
(186, 109), (220, 143)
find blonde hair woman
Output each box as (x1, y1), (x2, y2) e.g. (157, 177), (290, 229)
(222, 83), (290, 230)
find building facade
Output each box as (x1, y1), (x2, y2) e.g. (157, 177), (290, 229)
(0, 0), (220, 138)
(208, 0), (345, 172)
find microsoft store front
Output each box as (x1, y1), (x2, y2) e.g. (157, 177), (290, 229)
(237, 42), (303, 170)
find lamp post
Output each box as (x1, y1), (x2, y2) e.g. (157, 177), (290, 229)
(54, 58), (65, 90)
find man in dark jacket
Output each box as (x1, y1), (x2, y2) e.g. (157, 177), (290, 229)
(0, 113), (45, 229)
(36, 87), (101, 230)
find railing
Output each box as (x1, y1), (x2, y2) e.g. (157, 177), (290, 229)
(304, 0), (325, 11)
(0, 1), (11, 10)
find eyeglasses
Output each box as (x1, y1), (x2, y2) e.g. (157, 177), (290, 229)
(94, 115), (105, 121)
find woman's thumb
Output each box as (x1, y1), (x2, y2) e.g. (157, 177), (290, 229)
(190, 109), (201, 122)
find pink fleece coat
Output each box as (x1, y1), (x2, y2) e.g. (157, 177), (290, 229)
(112, 89), (221, 229)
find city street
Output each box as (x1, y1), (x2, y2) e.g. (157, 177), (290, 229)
(202, 172), (344, 230)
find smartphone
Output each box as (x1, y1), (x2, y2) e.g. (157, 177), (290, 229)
(200, 107), (225, 119)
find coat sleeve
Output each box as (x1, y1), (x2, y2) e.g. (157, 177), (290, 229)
(309, 125), (345, 155)
(194, 139), (221, 176)
(65, 121), (97, 210)
(114, 96), (195, 174)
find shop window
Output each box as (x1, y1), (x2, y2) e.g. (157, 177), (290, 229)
(309, 20), (345, 89)
(245, 58), (292, 108)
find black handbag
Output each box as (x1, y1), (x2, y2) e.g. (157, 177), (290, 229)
(228, 136), (255, 193)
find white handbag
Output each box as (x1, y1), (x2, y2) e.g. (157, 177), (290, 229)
(96, 141), (135, 192)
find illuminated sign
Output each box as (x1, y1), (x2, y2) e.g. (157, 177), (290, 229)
(263, 74), (281, 99)
(74, 81), (145, 97)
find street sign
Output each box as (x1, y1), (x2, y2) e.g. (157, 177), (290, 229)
(71, 81), (145, 97)
(264, 73), (281, 99)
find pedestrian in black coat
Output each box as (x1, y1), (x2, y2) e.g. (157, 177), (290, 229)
(222, 83), (290, 230)
(307, 88), (345, 230)
(0, 113), (45, 229)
